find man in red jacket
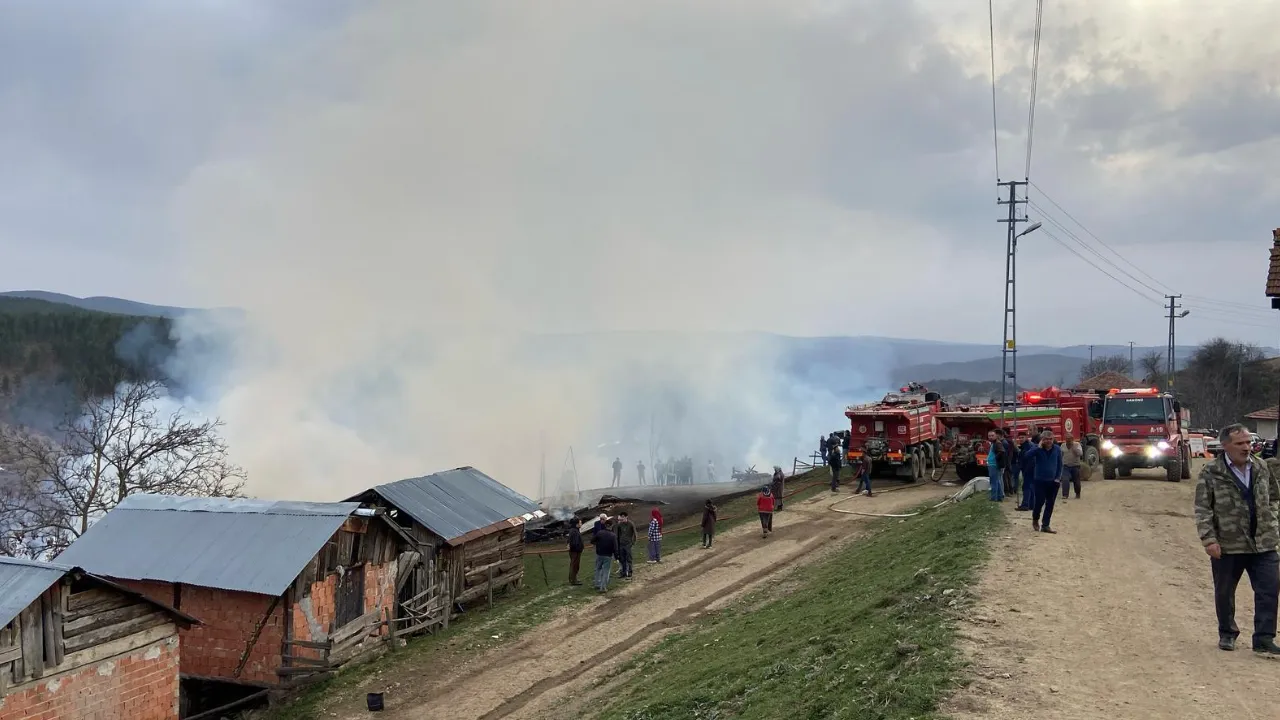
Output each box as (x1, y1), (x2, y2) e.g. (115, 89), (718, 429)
(757, 486), (776, 538)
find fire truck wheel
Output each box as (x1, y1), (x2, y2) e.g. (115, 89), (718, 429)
(1179, 446), (1192, 479)
(1166, 457), (1182, 483)
(1083, 445), (1100, 467)
(1102, 461), (1117, 480)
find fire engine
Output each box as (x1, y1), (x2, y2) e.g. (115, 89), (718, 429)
(1097, 387), (1192, 482)
(845, 385), (943, 481)
(1019, 386), (1106, 468)
(936, 403), (1090, 482)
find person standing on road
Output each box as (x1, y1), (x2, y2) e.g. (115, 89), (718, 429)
(566, 517), (584, 586)
(757, 485), (775, 538)
(1061, 435), (1083, 501)
(591, 519), (618, 592)
(1195, 424), (1280, 654)
(828, 443), (844, 492)
(612, 458), (623, 487)
(1027, 430), (1063, 533)
(614, 511), (637, 579)
(637, 460), (646, 485)
(646, 508), (664, 563)
(701, 500), (718, 548)
(987, 430), (1006, 502)
(855, 455), (873, 496)
(771, 466), (786, 511)
(1016, 431), (1037, 511)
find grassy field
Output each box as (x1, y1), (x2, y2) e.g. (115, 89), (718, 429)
(262, 470), (834, 719)
(597, 495), (1005, 720)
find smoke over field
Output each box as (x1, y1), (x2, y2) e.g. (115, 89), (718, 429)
(162, 1), (930, 499)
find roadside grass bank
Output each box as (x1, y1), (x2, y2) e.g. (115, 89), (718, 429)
(263, 469), (831, 719)
(597, 495), (1005, 720)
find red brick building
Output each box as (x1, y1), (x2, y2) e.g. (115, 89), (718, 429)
(0, 556), (195, 720)
(57, 495), (407, 713)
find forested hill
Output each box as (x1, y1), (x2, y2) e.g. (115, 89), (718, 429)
(0, 296), (174, 408)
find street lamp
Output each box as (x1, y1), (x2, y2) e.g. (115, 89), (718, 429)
(1017, 221), (1043, 238)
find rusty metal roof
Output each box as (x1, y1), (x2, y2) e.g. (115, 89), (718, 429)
(57, 494), (359, 597)
(354, 467), (540, 545)
(1247, 406), (1279, 421)
(1074, 371), (1137, 391)
(1269, 229), (1280, 297)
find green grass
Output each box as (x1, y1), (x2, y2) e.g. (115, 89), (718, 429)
(597, 496), (1006, 720)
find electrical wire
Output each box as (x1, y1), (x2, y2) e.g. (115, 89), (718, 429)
(987, 0), (1001, 181)
(1029, 201), (1169, 298)
(1023, 0), (1045, 179)
(1039, 228), (1165, 306)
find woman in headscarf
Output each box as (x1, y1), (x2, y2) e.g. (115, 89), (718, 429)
(647, 507), (664, 563)
(700, 499), (718, 549)
(771, 466), (786, 511)
(757, 486), (775, 538)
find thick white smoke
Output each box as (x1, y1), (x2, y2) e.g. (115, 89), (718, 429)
(165, 0), (933, 500)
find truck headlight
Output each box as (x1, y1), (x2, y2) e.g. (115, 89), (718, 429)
(1145, 445), (1162, 458)
(1110, 447), (1123, 458)
(1101, 439), (1115, 450)
(1156, 440), (1171, 451)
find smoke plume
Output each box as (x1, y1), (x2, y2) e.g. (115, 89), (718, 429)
(165, 1), (923, 499)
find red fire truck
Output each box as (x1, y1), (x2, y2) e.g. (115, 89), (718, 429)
(1097, 387), (1193, 482)
(845, 386), (943, 481)
(1019, 386), (1106, 468)
(936, 403), (1090, 482)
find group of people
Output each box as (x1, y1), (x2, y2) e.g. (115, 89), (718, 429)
(612, 456), (711, 487)
(984, 426), (1087, 534)
(567, 503), (722, 592)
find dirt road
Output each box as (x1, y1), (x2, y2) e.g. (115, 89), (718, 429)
(947, 463), (1278, 720)
(334, 481), (954, 720)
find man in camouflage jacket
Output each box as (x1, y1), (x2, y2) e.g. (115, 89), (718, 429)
(1194, 424), (1280, 653)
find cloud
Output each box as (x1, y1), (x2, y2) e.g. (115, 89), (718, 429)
(5, 0), (1280, 496)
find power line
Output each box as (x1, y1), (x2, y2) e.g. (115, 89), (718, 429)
(1029, 201), (1169, 297)
(1023, 0), (1045, 179)
(987, 0), (1001, 181)
(1039, 228), (1164, 306)
(1028, 180), (1175, 293)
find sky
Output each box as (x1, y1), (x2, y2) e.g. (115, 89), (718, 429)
(1, 0), (1277, 347)
(2, 0), (1279, 497)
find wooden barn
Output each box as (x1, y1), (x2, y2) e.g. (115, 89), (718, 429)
(348, 466), (544, 636)
(57, 494), (410, 716)
(0, 556), (195, 720)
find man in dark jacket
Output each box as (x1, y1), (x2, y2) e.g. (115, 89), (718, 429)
(701, 500), (718, 548)
(1196, 424), (1280, 653)
(771, 467), (786, 511)
(591, 520), (618, 592)
(828, 443), (843, 491)
(614, 511), (637, 579)
(1016, 431), (1037, 511)
(566, 518), (584, 586)
(1027, 430), (1063, 533)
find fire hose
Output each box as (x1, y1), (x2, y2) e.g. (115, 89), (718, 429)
(827, 476), (982, 518)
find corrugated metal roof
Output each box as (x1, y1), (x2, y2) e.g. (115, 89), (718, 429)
(359, 467), (540, 544)
(0, 556), (72, 628)
(57, 494), (359, 597)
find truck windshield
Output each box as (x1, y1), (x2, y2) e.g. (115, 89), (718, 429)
(1102, 397), (1168, 423)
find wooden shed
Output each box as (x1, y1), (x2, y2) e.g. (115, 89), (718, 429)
(0, 556), (195, 720)
(348, 467), (544, 637)
(57, 494), (411, 714)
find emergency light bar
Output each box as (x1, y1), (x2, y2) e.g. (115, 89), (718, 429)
(1107, 387), (1161, 395)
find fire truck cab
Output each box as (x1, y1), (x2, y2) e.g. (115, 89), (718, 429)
(1098, 387), (1193, 482)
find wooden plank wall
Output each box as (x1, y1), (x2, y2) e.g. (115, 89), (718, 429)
(1, 580), (174, 696)
(451, 527), (525, 606)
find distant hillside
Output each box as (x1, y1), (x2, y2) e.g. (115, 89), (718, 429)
(897, 353), (1090, 387)
(0, 291), (226, 319)
(0, 297), (173, 425)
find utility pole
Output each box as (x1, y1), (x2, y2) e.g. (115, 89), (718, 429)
(1089, 345), (1094, 364)
(1129, 341), (1135, 376)
(997, 180), (1039, 430)
(1165, 295), (1188, 395)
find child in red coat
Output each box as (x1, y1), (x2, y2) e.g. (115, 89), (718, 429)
(757, 486), (775, 538)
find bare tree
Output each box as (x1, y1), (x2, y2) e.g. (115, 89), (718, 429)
(1078, 354), (1131, 382)
(1139, 350), (1165, 388)
(1178, 339), (1277, 430)
(0, 381), (244, 558)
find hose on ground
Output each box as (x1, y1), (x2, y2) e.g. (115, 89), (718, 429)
(827, 476), (982, 518)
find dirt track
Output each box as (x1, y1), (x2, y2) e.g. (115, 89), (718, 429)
(947, 462), (1279, 720)
(332, 481), (954, 720)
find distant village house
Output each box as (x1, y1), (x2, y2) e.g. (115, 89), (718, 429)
(0, 556), (195, 720)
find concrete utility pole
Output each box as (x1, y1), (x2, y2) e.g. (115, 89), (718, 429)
(1089, 345), (1094, 364)
(1165, 295), (1188, 395)
(1129, 341), (1135, 376)
(997, 179), (1040, 429)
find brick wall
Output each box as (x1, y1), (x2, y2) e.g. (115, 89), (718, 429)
(117, 580), (285, 687)
(0, 634), (180, 720)
(290, 560), (398, 649)
(365, 560), (397, 637)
